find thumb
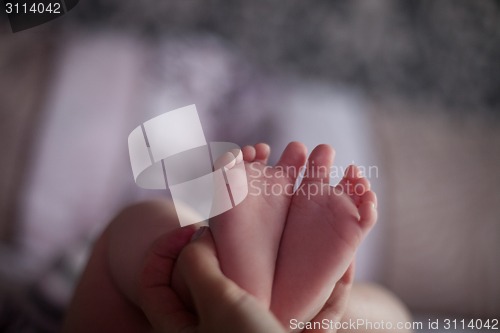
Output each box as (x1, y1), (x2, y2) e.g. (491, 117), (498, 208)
(179, 227), (286, 333)
(178, 227), (246, 319)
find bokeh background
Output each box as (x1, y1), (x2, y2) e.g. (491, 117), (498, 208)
(1, 1), (499, 331)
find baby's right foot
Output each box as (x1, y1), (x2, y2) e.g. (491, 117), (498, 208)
(271, 145), (377, 326)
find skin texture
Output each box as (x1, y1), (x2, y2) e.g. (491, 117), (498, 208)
(272, 146), (378, 326)
(139, 226), (287, 333)
(209, 142), (308, 305)
(63, 143), (411, 333)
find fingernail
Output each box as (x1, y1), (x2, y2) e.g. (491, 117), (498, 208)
(191, 226), (207, 241)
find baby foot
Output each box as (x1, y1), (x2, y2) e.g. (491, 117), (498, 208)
(270, 144), (377, 326)
(210, 142), (307, 305)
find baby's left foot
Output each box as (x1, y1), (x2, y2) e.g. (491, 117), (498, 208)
(271, 145), (377, 326)
(210, 142), (308, 305)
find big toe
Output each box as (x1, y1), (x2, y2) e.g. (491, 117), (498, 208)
(302, 144), (335, 184)
(275, 141), (308, 181)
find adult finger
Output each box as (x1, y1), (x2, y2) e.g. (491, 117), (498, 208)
(138, 226), (198, 333)
(305, 262), (355, 333)
(179, 227), (286, 333)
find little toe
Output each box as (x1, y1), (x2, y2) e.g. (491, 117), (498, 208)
(354, 177), (371, 192)
(337, 165), (371, 205)
(358, 190), (378, 228)
(275, 141), (308, 180)
(302, 144), (334, 184)
(347, 164), (362, 179)
(361, 189), (377, 208)
(242, 145), (256, 162)
(336, 165), (355, 195)
(254, 143), (271, 164)
(351, 177), (371, 206)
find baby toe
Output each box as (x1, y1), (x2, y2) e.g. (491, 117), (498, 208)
(254, 143), (271, 164)
(361, 189), (377, 208)
(336, 165), (367, 199)
(275, 141), (308, 181)
(358, 190), (378, 229)
(300, 144), (334, 184)
(345, 164), (362, 180)
(242, 145), (256, 162)
(351, 177), (371, 205)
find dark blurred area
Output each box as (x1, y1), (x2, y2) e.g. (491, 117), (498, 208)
(68, 0), (500, 116)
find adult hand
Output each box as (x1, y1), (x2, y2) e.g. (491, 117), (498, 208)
(138, 226), (286, 333)
(298, 263), (354, 333)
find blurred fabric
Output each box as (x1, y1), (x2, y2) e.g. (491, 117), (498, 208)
(69, 0), (500, 115)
